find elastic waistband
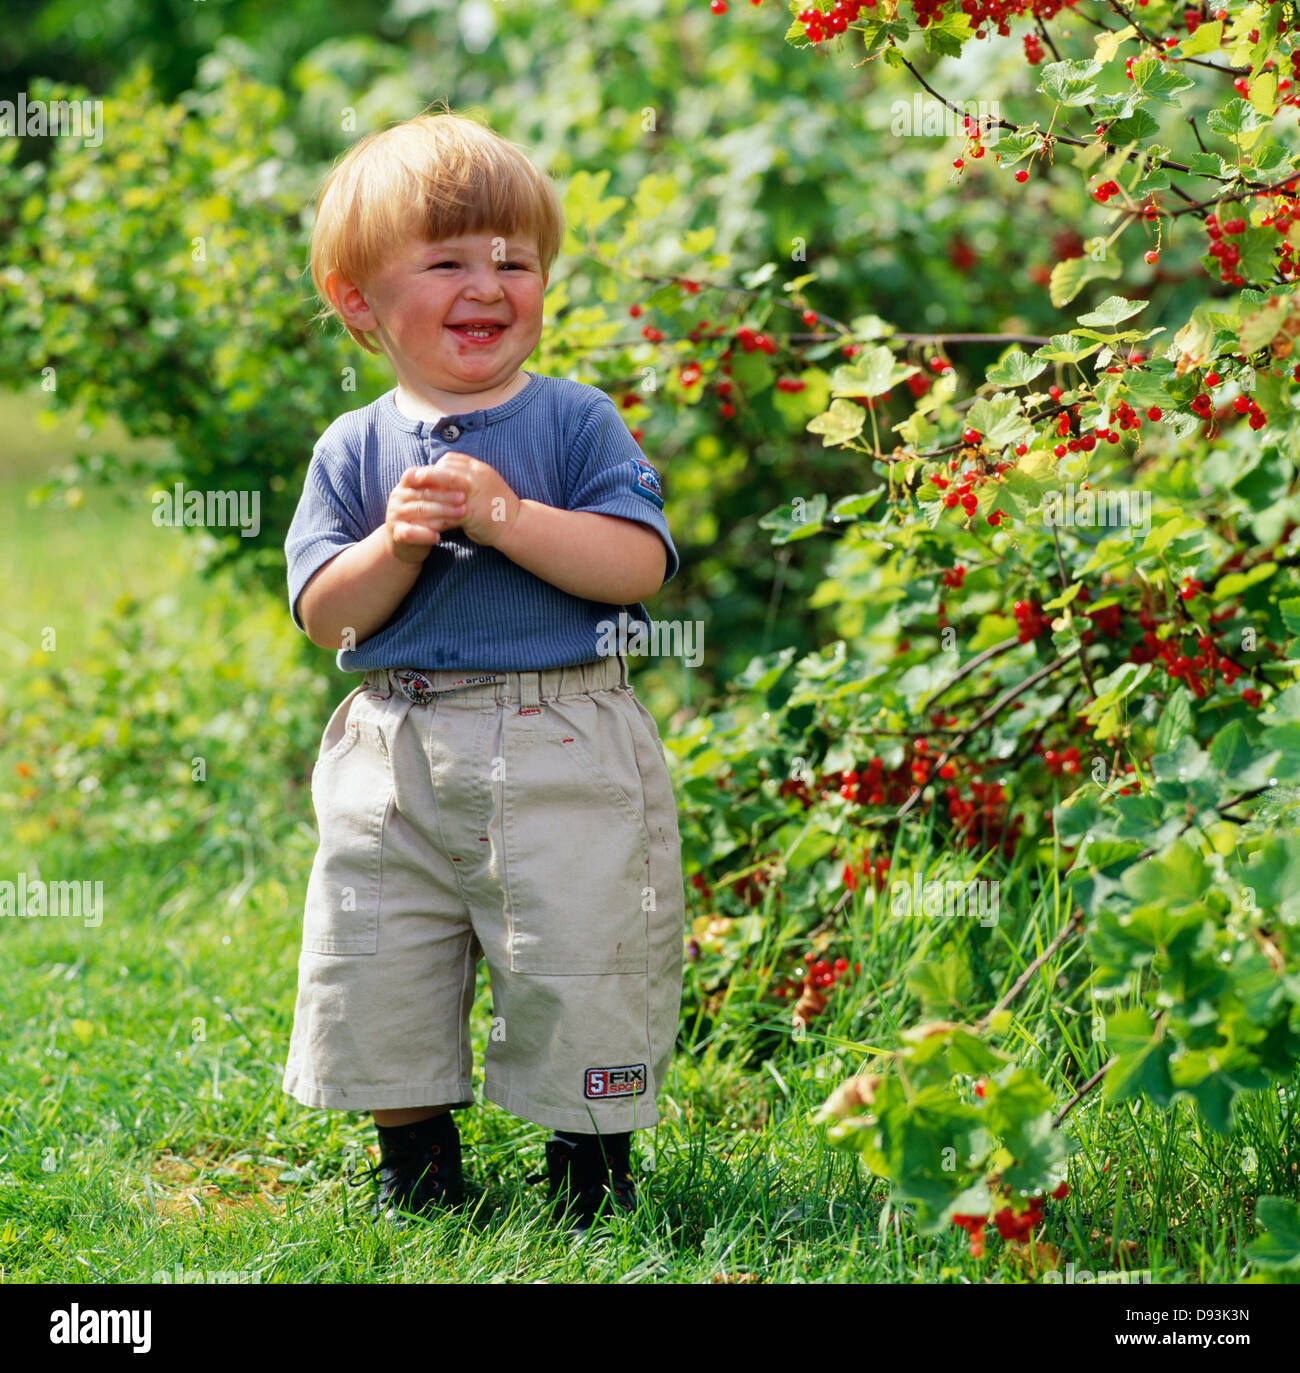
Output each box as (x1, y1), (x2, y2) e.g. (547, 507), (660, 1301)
(362, 656), (630, 712)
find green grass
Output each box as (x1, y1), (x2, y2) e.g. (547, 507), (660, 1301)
(0, 386), (1295, 1284)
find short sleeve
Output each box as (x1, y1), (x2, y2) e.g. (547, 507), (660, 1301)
(564, 393), (679, 585)
(284, 440), (369, 631)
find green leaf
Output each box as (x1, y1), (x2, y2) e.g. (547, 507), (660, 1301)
(1048, 253), (1122, 308)
(1038, 58), (1102, 107)
(1206, 98), (1269, 137)
(829, 345), (913, 399)
(985, 349), (1049, 387)
(1104, 1008), (1173, 1106)
(1121, 840), (1208, 909)
(1154, 687), (1193, 753)
(1033, 333), (1104, 364)
(758, 493), (829, 543)
(1180, 18), (1224, 58)
(964, 393), (1032, 447)
(734, 647), (798, 692)
(1245, 1197), (1300, 1271)
(1130, 58), (1196, 106)
(1076, 295), (1149, 329)
(1280, 598), (1300, 638)
(923, 8), (972, 58)
(1104, 108), (1160, 144)
(905, 952), (973, 1018)
(807, 398), (864, 446)
(1214, 561), (1277, 599)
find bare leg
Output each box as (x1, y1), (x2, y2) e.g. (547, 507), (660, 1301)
(373, 1105), (453, 1127)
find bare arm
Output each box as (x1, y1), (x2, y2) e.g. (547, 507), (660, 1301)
(495, 503), (668, 605)
(296, 526), (425, 650)
(297, 465), (467, 651)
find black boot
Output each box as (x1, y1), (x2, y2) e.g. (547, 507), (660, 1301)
(532, 1130), (636, 1232)
(351, 1112), (464, 1222)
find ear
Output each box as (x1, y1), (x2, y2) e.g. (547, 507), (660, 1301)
(327, 272), (378, 333)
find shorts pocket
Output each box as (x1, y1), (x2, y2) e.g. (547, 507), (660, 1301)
(302, 691), (393, 955)
(501, 701), (650, 976)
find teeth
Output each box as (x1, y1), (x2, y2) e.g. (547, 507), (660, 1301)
(457, 326), (499, 337)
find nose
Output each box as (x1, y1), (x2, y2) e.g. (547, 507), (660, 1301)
(461, 263), (505, 299)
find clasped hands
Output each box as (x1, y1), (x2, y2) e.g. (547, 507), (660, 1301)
(385, 452), (521, 564)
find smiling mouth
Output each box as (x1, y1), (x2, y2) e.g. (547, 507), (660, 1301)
(448, 324), (505, 340)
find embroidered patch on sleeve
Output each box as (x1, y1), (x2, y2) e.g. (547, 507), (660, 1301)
(628, 455), (664, 509)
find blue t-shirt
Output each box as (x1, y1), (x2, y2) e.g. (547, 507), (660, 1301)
(284, 371), (679, 672)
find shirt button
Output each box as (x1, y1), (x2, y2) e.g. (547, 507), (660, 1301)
(440, 424), (462, 442)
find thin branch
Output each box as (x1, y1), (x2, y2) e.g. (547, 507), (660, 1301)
(977, 909), (1085, 1028)
(1054, 1059), (1114, 1127)
(921, 636), (1022, 712)
(1051, 523), (1098, 700)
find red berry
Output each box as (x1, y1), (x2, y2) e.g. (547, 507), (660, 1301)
(962, 427), (981, 445)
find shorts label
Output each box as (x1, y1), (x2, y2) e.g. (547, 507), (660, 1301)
(584, 1063), (647, 1099)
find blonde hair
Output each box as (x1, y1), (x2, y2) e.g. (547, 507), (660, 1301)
(308, 102), (565, 352)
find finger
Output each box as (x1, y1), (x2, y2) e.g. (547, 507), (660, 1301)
(393, 493), (466, 517)
(402, 463), (460, 487)
(392, 521), (441, 545)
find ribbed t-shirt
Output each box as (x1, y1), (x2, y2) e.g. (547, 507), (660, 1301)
(284, 370), (679, 672)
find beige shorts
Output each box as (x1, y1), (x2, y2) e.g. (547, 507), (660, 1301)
(281, 654), (684, 1134)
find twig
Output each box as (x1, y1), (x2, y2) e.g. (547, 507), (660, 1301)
(1054, 1059), (1114, 1127)
(976, 909), (1085, 1028)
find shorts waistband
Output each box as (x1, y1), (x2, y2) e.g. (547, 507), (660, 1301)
(362, 656), (630, 712)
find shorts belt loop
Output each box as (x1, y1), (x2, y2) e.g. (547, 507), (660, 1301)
(519, 670), (542, 715)
(366, 668), (393, 700)
(616, 653), (631, 691)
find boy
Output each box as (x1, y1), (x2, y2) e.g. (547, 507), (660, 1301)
(281, 108), (686, 1231)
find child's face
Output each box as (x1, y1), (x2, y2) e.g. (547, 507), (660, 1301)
(332, 229), (547, 401)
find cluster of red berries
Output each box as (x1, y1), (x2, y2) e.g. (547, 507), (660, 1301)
(689, 871), (714, 902)
(840, 852), (891, 891)
(945, 779), (1024, 857)
(1204, 211), (1249, 288)
(731, 325), (779, 356)
(940, 564), (966, 589)
(1033, 742), (1081, 776)
(917, 0), (1080, 39)
(1127, 605), (1251, 700)
(952, 1182), (1068, 1258)
(771, 949), (861, 1022)
(931, 458), (1013, 526)
(1232, 393), (1269, 429)
(794, 1), (864, 41)
(1091, 178), (1121, 204)
(1013, 599), (1049, 643)
(1022, 32), (1044, 64)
